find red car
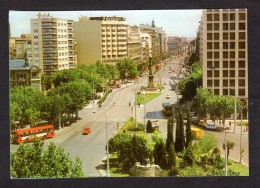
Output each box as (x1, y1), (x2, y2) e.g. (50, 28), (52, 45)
(82, 127), (91, 135)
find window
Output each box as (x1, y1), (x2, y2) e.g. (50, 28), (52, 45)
(33, 23), (38, 28)
(214, 89), (219, 95)
(239, 13), (246, 20)
(214, 80), (219, 86)
(214, 33), (219, 40)
(239, 51), (245, 58)
(230, 23), (235, 30)
(214, 52), (219, 59)
(223, 89), (228, 95)
(207, 23), (213, 31)
(214, 42), (219, 49)
(207, 33), (213, 40)
(239, 79), (245, 86)
(214, 70), (219, 77)
(223, 70), (228, 77)
(214, 61), (219, 68)
(239, 89), (245, 96)
(239, 61), (245, 68)
(223, 80), (228, 86)
(239, 32), (246, 39)
(34, 29), (38, 33)
(239, 23), (246, 30)
(230, 79), (235, 86)
(230, 13), (235, 21)
(230, 33), (235, 40)
(223, 13), (228, 21)
(207, 80), (212, 86)
(207, 61), (213, 68)
(230, 61), (235, 68)
(239, 70), (245, 77)
(214, 14), (219, 21)
(223, 42), (228, 49)
(230, 70), (235, 77)
(34, 41), (38, 45)
(214, 23), (219, 30)
(223, 51), (228, 58)
(230, 89), (235, 96)
(239, 42), (246, 49)
(223, 23), (228, 30)
(34, 36), (38, 39)
(207, 70), (213, 77)
(207, 52), (213, 59)
(207, 42), (212, 49)
(223, 33), (228, 40)
(230, 51), (235, 58)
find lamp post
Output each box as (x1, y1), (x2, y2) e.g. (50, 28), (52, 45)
(239, 103), (247, 163)
(93, 110), (109, 177)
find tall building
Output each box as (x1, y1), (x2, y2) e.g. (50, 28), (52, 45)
(74, 16), (128, 66)
(28, 13), (77, 79)
(202, 9), (247, 103)
(9, 34), (31, 59)
(127, 25), (142, 63)
(140, 33), (152, 61)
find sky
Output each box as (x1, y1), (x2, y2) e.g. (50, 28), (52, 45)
(9, 10), (202, 39)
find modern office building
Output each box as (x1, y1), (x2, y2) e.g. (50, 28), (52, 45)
(74, 16), (128, 66)
(201, 9), (247, 103)
(127, 25), (142, 63)
(27, 13), (77, 79)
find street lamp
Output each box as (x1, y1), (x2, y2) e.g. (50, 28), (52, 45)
(239, 103), (247, 163)
(93, 110), (110, 177)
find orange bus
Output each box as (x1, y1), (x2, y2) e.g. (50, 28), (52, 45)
(162, 102), (173, 115)
(12, 125), (55, 144)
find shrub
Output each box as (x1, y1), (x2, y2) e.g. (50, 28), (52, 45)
(197, 135), (217, 154)
(146, 120), (155, 133)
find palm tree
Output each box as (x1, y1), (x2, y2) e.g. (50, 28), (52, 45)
(223, 140), (235, 162)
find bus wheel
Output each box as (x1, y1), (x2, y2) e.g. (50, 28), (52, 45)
(43, 135), (47, 140)
(25, 138), (28, 143)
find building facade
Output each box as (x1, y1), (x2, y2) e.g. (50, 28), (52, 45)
(9, 34), (31, 59)
(74, 16), (128, 66)
(201, 9), (248, 103)
(28, 13), (77, 78)
(127, 25), (142, 63)
(140, 33), (152, 61)
(9, 58), (41, 90)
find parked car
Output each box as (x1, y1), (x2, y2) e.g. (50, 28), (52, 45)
(166, 94), (171, 99)
(82, 127), (91, 135)
(171, 85), (177, 90)
(163, 82), (167, 85)
(205, 123), (217, 130)
(198, 121), (207, 127)
(191, 117), (199, 125)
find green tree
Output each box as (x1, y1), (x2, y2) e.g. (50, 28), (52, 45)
(194, 88), (212, 119)
(11, 138), (84, 178)
(197, 135), (217, 154)
(175, 112), (181, 152)
(146, 120), (154, 133)
(166, 117), (174, 152)
(183, 143), (195, 166)
(116, 58), (138, 79)
(179, 111), (185, 152)
(152, 133), (168, 169)
(185, 110), (192, 148)
(223, 140), (235, 162)
(168, 143), (176, 175)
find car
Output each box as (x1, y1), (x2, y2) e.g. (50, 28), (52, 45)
(163, 82), (167, 85)
(145, 72), (149, 75)
(205, 124), (217, 130)
(191, 117), (199, 125)
(171, 85), (177, 90)
(82, 127), (91, 135)
(166, 94), (171, 99)
(198, 121), (207, 127)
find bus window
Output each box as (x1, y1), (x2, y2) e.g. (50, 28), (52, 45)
(49, 128), (52, 132)
(24, 132), (29, 136)
(19, 133), (23, 137)
(29, 131), (33, 136)
(39, 129), (43, 134)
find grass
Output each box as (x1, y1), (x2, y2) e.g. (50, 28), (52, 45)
(136, 93), (162, 104)
(104, 154), (130, 177)
(228, 160), (249, 176)
(117, 117), (145, 135)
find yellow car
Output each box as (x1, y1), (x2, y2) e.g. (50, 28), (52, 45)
(198, 121), (207, 127)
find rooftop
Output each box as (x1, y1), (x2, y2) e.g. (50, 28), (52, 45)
(9, 59), (41, 70)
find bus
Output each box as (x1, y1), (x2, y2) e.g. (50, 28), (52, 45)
(12, 125), (55, 144)
(162, 102), (173, 115)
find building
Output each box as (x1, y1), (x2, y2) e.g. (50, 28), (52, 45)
(127, 25), (142, 63)
(9, 34), (31, 59)
(9, 58), (41, 90)
(27, 13), (77, 79)
(140, 33), (152, 61)
(201, 9), (247, 103)
(74, 16), (128, 66)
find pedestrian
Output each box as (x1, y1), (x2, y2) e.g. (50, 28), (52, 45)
(138, 102), (140, 107)
(229, 121), (231, 128)
(129, 101), (131, 107)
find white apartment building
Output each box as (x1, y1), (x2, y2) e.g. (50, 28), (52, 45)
(140, 33), (152, 61)
(28, 13), (77, 78)
(202, 9), (248, 103)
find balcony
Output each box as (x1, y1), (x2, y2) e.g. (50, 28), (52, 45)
(31, 76), (40, 80)
(43, 42), (57, 46)
(42, 31), (57, 35)
(42, 23), (57, 28)
(42, 36), (57, 40)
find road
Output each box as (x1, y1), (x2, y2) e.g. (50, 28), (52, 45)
(10, 56), (249, 177)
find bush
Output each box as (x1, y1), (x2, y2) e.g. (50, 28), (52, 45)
(127, 118), (144, 131)
(146, 120), (155, 133)
(197, 135), (217, 154)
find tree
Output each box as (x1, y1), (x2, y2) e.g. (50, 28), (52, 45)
(223, 140), (235, 162)
(183, 143), (195, 166)
(116, 58), (138, 79)
(179, 110), (185, 152)
(174, 112), (181, 152)
(166, 117), (174, 152)
(185, 110), (192, 148)
(146, 120), (154, 133)
(152, 132), (168, 169)
(11, 138), (84, 178)
(194, 88), (212, 119)
(168, 143), (176, 174)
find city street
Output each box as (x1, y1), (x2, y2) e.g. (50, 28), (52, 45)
(10, 56), (248, 177)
